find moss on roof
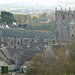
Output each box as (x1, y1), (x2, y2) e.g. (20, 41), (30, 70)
(0, 28), (55, 38)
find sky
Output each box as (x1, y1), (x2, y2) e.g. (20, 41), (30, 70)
(0, 0), (57, 4)
(0, 0), (74, 4)
(0, 0), (75, 9)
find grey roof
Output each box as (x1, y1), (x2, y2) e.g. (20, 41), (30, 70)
(0, 28), (55, 38)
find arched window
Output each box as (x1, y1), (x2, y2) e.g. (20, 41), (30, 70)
(0, 38), (1, 41)
(63, 15), (65, 19)
(21, 38), (22, 42)
(14, 37), (16, 45)
(18, 41), (19, 45)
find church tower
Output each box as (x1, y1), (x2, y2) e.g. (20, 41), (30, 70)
(55, 7), (70, 42)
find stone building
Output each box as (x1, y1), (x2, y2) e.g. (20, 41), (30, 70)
(55, 7), (75, 42)
(0, 28), (54, 49)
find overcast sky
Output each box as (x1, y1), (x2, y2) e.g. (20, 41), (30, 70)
(0, 0), (75, 8)
(0, 0), (74, 4)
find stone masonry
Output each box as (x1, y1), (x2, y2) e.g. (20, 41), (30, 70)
(55, 7), (75, 42)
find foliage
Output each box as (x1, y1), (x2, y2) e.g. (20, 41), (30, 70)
(0, 11), (16, 24)
(67, 41), (75, 74)
(14, 14), (27, 24)
(27, 53), (48, 75)
(47, 11), (55, 21)
(18, 23), (27, 28)
(32, 15), (38, 22)
(27, 21), (55, 31)
(27, 46), (74, 75)
(26, 14), (32, 23)
(13, 12), (55, 28)
(39, 13), (47, 22)
(26, 30), (50, 34)
(55, 47), (71, 75)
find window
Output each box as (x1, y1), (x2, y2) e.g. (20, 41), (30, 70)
(72, 34), (74, 37)
(14, 37), (16, 45)
(64, 24), (66, 27)
(11, 40), (13, 45)
(72, 26), (74, 29)
(0, 38), (1, 41)
(18, 41), (19, 45)
(63, 15), (65, 19)
(4, 39), (6, 42)
(27, 43), (30, 48)
(21, 38), (22, 42)
(72, 14), (73, 19)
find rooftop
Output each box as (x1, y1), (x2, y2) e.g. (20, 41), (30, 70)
(0, 28), (55, 38)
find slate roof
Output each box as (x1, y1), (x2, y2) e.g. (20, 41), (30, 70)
(0, 28), (55, 38)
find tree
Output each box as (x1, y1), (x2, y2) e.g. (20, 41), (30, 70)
(27, 53), (48, 75)
(39, 13), (47, 22)
(47, 11), (55, 21)
(0, 11), (16, 24)
(27, 46), (71, 75)
(18, 23), (27, 28)
(14, 14), (27, 24)
(54, 47), (71, 75)
(26, 14), (32, 23)
(67, 41), (75, 75)
(32, 15), (38, 22)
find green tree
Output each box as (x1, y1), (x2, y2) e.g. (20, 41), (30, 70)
(39, 13), (47, 22)
(0, 11), (16, 24)
(32, 16), (38, 22)
(14, 14), (27, 24)
(47, 11), (55, 21)
(27, 53), (47, 75)
(26, 14), (32, 23)
(18, 23), (27, 28)
(55, 47), (71, 75)
(27, 46), (71, 75)
(67, 41), (75, 75)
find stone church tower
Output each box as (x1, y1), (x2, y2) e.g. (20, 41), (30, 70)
(55, 7), (75, 42)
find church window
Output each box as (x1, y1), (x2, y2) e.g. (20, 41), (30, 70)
(21, 38), (22, 42)
(14, 37), (16, 45)
(11, 40), (13, 45)
(63, 15), (65, 19)
(0, 38), (1, 41)
(18, 41), (19, 45)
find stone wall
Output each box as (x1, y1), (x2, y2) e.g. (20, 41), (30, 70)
(0, 37), (49, 49)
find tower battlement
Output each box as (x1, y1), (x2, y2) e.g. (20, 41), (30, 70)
(55, 7), (75, 42)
